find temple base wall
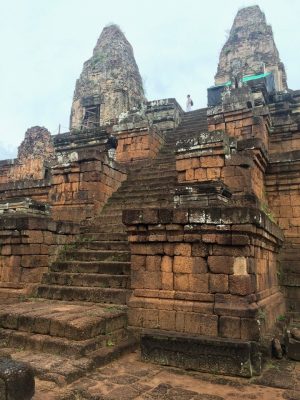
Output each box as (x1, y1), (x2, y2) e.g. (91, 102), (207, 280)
(124, 207), (284, 376)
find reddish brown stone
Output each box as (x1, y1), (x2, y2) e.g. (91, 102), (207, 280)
(208, 256), (234, 274)
(229, 275), (255, 295)
(209, 274), (229, 293)
(219, 316), (241, 339)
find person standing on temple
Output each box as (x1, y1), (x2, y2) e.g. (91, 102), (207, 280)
(186, 94), (193, 112)
(106, 133), (118, 160)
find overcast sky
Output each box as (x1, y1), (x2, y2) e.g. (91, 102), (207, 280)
(0, 0), (299, 159)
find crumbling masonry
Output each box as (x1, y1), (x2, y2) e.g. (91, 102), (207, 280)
(0, 6), (299, 384)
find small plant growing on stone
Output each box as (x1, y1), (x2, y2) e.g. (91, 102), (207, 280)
(106, 338), (115, 347)
(277, 315), (286, 322)
(258, 309), (266, 321)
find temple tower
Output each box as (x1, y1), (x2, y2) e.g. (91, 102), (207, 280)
(70, 24), (146, 130)
(215, 5), (287, 91)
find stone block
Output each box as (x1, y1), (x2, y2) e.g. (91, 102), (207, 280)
(229, 275), (255, 295)
(194, 168), (207, 181)
(146, 255), (161, 271)
(161, 272), (173, 290)
(144, 271), (162, 290)
(131, 255), (146, 271)
(191, 243), (208, 257)
(188, 274), (209, 293)
(219, 316), (241, 339)
(208, 256), (234, 274)
(161, 256), (173, 272)
(201, 155), (224, 168)
(174, 243), (191, 256)
(209, 274), (229, 293)
(173, 256), (207, 274)
(207, 167), (221, 180)
(141, 331), (261, 377)
(241, 318), (260, 341)
(159, 310), (176, 331)
(201, 314), (218, 336)
(0, 357), (35, 400)
(174, 274), (189, 291)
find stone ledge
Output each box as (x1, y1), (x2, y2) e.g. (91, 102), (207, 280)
(140, 329), (261, 377)
(123, 207), (284, 242)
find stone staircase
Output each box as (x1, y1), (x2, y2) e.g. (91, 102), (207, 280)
(0, 108), (208, 384)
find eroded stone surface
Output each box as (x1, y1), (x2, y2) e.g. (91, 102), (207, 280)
(70, 24), (146, 130)
(215, 5), (287, 91)
(31, 352), (300, 400)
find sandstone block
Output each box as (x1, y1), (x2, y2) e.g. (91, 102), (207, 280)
(161, 256), (173, 272)
(161, 272), (173, 290)
(131, 255), (146, 271)
(241, 318), (260, 341)
(174, 243), (191, 256)
(144, 271), (162, 290)
(201, 314), (218, 336)
(194, 168), (207, 181)
(229, 275), (254, 295)
(159, 310), (176, 331)
(209, 274), (229, 293)
(208, 256), (234, 274)
(185, 169), (195, 181)
(146, 255), (161, 271)
(207, 167), (221, 180)
(201, 155), (224, 168)
(174, 274), (189, 291)
(189, 273), (209, 293)
(219, 316), (241, 339)
(173, 256), (207, 273)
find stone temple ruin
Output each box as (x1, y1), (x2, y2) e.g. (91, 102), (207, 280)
(0, 5), (299, 397)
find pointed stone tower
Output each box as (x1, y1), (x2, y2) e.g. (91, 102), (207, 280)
(215, 5), (287, 91)
(70, 24), (146, 130)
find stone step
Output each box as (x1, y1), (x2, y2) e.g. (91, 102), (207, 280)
(0, 327), (126, 358)
(37, 285), (130, 304)
(80, 232), (127, 242)
(126, 171), (177, 180)
(111, 188), (175, 200)
(122, 176), (177, 187)
(121, 179), (175, 189)
(175, 121), (208, 127)
(0, 301), (127, 342)
(94, 208), (123, 217)
(1, 336), (136, 385)
(42, 272), (130, 289)
(105, 198), (173, 209)
(82, 223), (126, 233)
(63, 249), (130, 262)
(79, 240), (129, 251)
(50, 260), (130, 275)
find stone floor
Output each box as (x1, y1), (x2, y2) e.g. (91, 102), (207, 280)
(33, 351), (300, 400)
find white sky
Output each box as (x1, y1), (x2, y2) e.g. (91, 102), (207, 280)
(0, 0), (299, 159)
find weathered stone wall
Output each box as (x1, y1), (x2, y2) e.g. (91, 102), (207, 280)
(49, 148), (127, 222)
(0, 200), (79, 296)
(114, 127), (164, 163)
(124, 207), (284, 342)
(70, 24), (146, 130)
(176, 130), (266, 205)
(0, 180), (51, 204)
(0, 127), (55, 184)
(215, 5), (287, 91)
(265, 92), (300, 317)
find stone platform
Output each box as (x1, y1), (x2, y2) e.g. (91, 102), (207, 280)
(0, 300), (135, 385)
(32, 351), (300, 400)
